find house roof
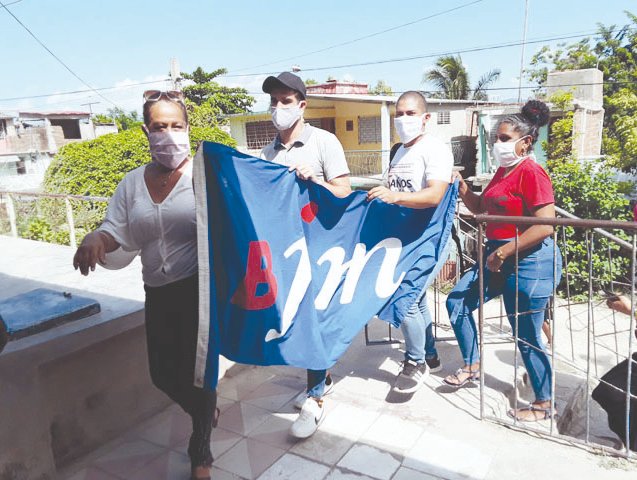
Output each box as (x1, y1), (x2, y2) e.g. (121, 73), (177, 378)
(19, 111), (90, 119)
(307, 93), (500, 105)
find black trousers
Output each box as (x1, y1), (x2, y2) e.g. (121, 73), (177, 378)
(144, 274), (217, 466)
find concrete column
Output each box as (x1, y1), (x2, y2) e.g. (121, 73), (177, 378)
(380, 101), (390, 173)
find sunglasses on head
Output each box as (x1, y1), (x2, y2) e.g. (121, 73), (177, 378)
(143, 90), (184, 103)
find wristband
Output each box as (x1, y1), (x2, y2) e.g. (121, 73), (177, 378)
(495, 248), (506, 261)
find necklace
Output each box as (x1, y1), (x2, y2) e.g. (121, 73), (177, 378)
(160, 167), (178, 187)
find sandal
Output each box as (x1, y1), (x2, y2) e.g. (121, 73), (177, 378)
(507, 404), (556, 422)
(443, 367), (480, 387)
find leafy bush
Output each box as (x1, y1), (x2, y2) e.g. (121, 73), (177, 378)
(544, 92), (631, 296)
(36, 125), (236, 245)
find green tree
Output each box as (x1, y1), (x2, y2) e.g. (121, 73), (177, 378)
(37, 126), (236, 245)
(369, 80), (393, 96)
(543, 92), (630, 295)
(527, 11), (637, 169)
(304, 78), (318, 86)
(92, 108), (142, 131)
(180, 66), (255, 125)
(423, 55), (500, 100)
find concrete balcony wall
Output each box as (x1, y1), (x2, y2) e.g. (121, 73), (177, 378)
(0, 236), (235, 480)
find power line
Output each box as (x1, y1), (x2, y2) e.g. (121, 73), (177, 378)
(0, 78), (169, 102)
(229, 0), (483, 73)
(1, 26), (631, 105)
(0, 0), (121, 108)
(221, 28), (630, 78)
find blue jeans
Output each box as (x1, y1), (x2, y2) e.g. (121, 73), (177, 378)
(307, 369), (326, 398)
(446, 238), (562, 401)
(401, 239), (452, 363)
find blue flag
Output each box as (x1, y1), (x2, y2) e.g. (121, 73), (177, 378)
(193, 142), (458, 389)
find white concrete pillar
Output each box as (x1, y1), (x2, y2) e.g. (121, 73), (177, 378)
(380, 101), (390, 173)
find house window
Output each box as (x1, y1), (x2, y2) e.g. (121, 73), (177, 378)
(245, 121), (278, 150)
(346, 120), (353, 131)
(437, 111), (451, 125)
(358, 116), (381, 144)
(50, 119), (82, 139)
(0, 120), (6, 139)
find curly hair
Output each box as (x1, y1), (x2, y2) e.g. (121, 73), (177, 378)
(498, 100), (550, 145)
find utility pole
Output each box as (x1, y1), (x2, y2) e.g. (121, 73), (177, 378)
(170, 58), (181, 91)
(517, 0), (530, 103)
(80, 101), (100, 138)
(80, 101), (100, 116)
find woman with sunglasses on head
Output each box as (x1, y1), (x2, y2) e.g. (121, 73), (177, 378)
(73, 90), (217, 480)
(443, 100), (563, 422)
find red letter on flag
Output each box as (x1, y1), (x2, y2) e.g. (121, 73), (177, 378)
(231, 241), (278, 310)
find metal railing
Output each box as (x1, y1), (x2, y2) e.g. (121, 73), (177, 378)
(0, 190), (108, 249)
(468, 214), (637, 458)
(345, 150), (384, 177)
(3, 186), (636, 458)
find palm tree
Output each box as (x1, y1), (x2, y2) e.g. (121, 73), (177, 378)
(423, 55), (500, 100)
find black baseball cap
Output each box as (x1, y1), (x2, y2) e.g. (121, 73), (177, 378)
(262, 72), (306, 99)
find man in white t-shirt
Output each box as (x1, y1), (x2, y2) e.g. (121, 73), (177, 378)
(368, 90), (453, 394)
(260, 72), (351, 439)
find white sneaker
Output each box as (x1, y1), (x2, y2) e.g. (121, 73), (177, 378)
(293, 373), (334, 410)
(290, 397), (324, 439)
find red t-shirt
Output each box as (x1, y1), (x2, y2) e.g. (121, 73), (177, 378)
(482, 158), (555, 240)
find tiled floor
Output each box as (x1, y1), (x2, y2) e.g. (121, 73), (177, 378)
(61, 320), (637, 480)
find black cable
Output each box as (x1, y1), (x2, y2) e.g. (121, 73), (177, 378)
(229, 0), (483, 73)
(0, 0), (121, 108)
(221, 28), (634, 78)
(0, 78), (170, 102)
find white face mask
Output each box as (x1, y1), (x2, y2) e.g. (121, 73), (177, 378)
(394, 114), (426, 145)
(493, 136), (530, 168)
(148, 131), (190, 169)
(271, 105), (303, 131)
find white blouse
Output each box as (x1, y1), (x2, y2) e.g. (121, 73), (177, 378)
(98, 162), (197, 287)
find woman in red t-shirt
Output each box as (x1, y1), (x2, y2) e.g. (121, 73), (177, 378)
(443, 100), (562, 422)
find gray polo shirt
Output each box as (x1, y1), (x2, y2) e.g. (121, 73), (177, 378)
(260, 124), (350, 182)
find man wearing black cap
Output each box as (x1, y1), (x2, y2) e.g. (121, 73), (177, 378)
(261, 71), (351, 438)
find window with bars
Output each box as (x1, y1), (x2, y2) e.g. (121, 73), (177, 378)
(437, 111), (451, 125)
(358, 116), (381, 144)
(245, 118), (335, 149)
(245, 121), (278, 150)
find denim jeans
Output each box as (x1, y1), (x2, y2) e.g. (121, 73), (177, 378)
(446, 238), (562, 401)
(307, 369), (327, 398)
(401, 239), (452, 363)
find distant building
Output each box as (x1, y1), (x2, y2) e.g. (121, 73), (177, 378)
(0, 111), (117, 191)
(228, 80), (499, 179)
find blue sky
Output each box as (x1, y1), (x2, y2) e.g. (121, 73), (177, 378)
(0, 0), (635, 114)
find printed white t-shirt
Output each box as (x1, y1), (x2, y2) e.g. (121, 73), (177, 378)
(385, 134), (453, 193)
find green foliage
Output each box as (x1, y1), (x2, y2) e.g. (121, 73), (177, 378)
(369, 80), (393, 96)
(543, 92), (631, 295)
(423, 55), (500, 100)
(528, 11), (637, 170)
(38, 125), (235, 246)
(304, 78), (318, 86)
(93, 108), (142, 131)
(181, 66), (255, 124)
(44, 129), (150, 197)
